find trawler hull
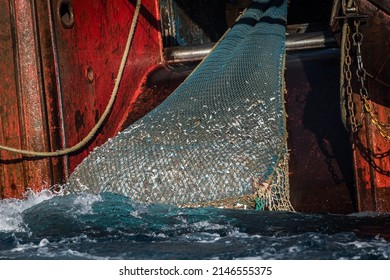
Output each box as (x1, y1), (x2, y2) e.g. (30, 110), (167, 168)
(0, 0), (388, 213)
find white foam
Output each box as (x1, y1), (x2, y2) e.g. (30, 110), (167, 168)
(10, 242), (38, 252)
(130, 204), (149, 218)
(0, 189), (54, 232)
(38, 238), (50, 247)
(71, 193), (102, 215)
(60, 249), (109, 260)
(191, 221), (227, 231)
(58, 234), (97, 244)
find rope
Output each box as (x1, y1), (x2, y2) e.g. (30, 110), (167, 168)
(0, 0), (142, 157)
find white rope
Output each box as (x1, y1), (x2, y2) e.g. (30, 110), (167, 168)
(0, 0), (142, 157)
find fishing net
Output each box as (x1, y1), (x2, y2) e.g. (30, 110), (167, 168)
(65, 0), (293, 210)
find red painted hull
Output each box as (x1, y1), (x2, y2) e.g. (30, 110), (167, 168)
(0, 0), (166, 197)
(351, 0), (390, 212)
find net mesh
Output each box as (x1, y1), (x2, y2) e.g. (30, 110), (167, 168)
(65, 0), (292, 210)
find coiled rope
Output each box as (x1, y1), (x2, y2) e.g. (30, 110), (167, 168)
(0, 0), (141, 157)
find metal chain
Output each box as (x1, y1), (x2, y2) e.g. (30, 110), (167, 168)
(340, 0), (390, 176)
(344, 24), (361, 133)
(363, 96), (390, 140)
(352, 19), (390, 140)
(355, 138), (390, 176)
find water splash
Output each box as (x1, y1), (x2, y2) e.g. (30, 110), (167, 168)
(1, 192), (390, 259)
(0, 189), (54, 232)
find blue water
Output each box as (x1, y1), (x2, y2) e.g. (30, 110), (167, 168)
(1, 190), (390, 260)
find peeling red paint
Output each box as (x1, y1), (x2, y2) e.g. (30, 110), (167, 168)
(0, 0), (163, 198)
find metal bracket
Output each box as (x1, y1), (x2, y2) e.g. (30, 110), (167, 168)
(331, 0), (368, 23)
(333, 14), (368, 20)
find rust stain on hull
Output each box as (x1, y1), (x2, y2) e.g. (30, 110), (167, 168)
(351, 0), (390, 212)
(0, 0), (163, 198)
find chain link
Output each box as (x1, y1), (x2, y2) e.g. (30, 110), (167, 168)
(340, 1), (390, 175)
(342, 11), (390, 141)
(361, 89), (390, 140)
(354, 136), (390, 176)
(344, 24), (361, 133)
(350, 19), (390, 140)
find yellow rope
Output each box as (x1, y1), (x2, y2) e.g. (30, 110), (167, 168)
(0, 0), (142, 157)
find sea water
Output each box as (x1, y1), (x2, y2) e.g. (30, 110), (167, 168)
(0, 190), (389, 260)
